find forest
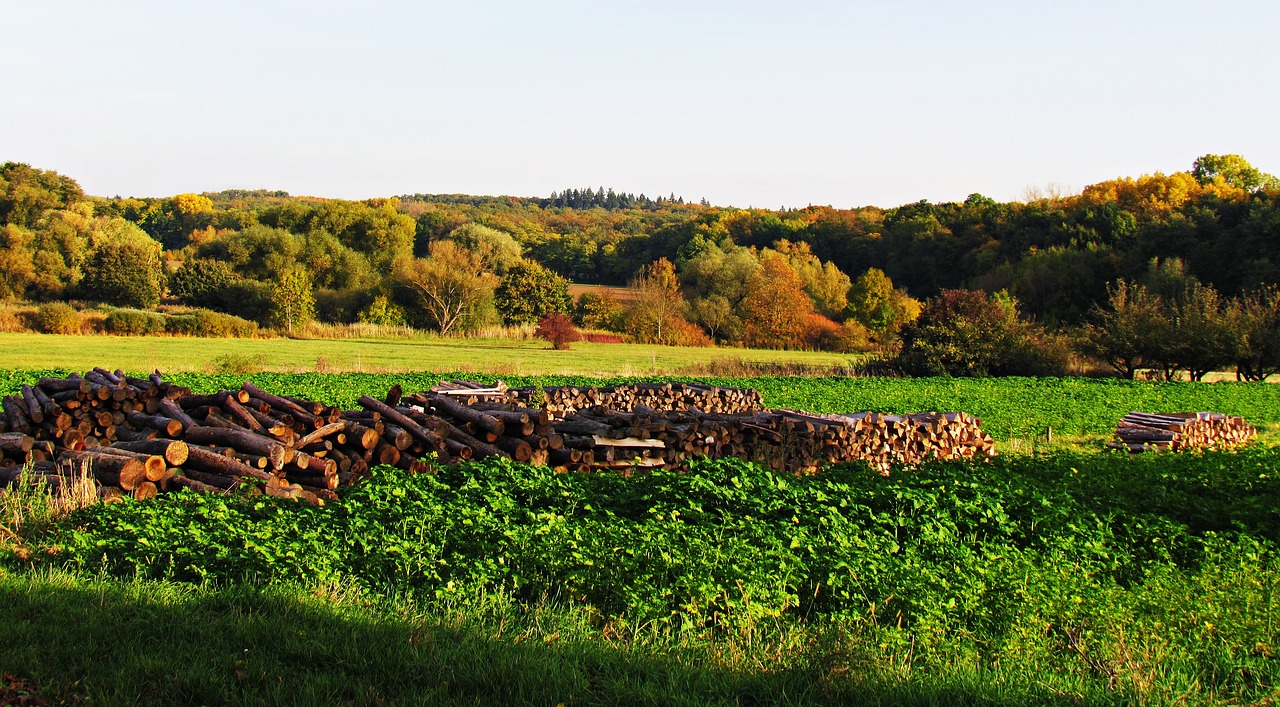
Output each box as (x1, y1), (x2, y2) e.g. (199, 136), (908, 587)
(1, 155), (1278, 378)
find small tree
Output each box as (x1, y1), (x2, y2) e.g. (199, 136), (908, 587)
(625, 258), (690, 344)
(271, 266), (315, 335)
(896, 289), (1067, 376)
(534, 313), (581, 350)
(494, 260), (572, 326)
(1079, 280), (1163, 379)
(1227, 287), (1280, 381)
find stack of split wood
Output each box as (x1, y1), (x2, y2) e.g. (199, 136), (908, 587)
(1109, 412), (1256, 453)
(517, 382), (766, 416)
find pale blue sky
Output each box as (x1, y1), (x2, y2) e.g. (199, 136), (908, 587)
(3, 1), (1275, 208)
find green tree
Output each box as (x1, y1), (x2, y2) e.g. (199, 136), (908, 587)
(169, 258), (242, 308)
(1191, 153), (1280, 192)
(1079, 280), (1162, 379)
(897, 289), (1066, 376)
(0, 224), (36, 299)
(494, 260), (571, 326)
(1227, 287), (1280, 381)
(848, 268), (921, 337)
(447, 223), (524, 274)
(77, 223), (165, 309)
(769, 240), (851, 318)
(0, 162), (85, 228)
(397, 240), (498, 335)
(271, 266), (316, 334)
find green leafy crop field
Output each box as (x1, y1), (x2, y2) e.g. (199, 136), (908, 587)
(3, 369), (1280, 704)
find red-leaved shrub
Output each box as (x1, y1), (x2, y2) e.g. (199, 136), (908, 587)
(535, 313), (582, 350)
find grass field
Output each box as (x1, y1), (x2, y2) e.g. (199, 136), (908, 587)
(0, 332), (859, 376)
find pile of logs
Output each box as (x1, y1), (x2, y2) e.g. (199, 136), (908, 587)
(2, 371), (999, 504)
(516, 382), (766, 416)
(1109, 412), (1257, 453)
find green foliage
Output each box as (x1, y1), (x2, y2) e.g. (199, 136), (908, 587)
(494, 260), (571, 326)
(354, 294), (407, 326)
(1192, 153), (1280, 192)
(77, 241), (164, 308)
(0, 162), (85, 228)
(270, 267), (316, 334)
(164, 309), (259, 338)
(30, 302), (82, 334)
(168, 258), (242, 307)
(897, 289), (1069, 376)
(0, 224), (36, 299)
(103, 309), (166, 336)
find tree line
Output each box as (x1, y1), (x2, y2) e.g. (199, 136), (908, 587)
(1, 155), (1277, 377)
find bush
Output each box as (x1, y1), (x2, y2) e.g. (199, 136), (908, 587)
(165, 309), (259, 338)
(103, 309), (166, 336)
(78, 243), (164, 308)
(896, 289), (1069, 377)
(31, 302), (82, 334)
(534, 313), (581, 350)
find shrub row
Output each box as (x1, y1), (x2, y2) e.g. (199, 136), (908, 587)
(29, 304), (260, 338)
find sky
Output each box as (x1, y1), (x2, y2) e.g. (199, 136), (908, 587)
(2, 0), (1277, 209)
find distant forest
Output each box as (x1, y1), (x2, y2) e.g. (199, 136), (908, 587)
(1, 154), (1278, 372)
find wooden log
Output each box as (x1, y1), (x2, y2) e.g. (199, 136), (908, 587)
(183, 445), (274, 481)
(184, 426), (286, 469)
(110, 439), (189, 467)
(125, 411), (184, 437)
(57, 450), (146, 491)
(357, 396), (444, 451)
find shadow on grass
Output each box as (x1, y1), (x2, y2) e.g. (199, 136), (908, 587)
(0, 572), (1081, 707)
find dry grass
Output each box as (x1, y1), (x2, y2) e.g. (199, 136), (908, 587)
(0, 461), (99, 551)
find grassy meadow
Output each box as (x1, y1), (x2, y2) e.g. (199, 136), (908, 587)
(0, 332), (859, 376)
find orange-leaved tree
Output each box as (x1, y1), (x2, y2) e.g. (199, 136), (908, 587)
(738, 251), (812, 349)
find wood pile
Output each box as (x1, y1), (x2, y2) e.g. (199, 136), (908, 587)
(1109, 412), (1256, 453)
(515, 382), (766, 416)
(2, 372), (998, 504)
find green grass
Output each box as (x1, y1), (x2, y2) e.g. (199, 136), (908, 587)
(0, 332), (859, 376)
(6, 451), (1280, 705)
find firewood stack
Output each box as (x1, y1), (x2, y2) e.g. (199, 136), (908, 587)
(518, 383), (766, 417)
(2, 372), (998, 504)
(1109, 412), (1256, 453)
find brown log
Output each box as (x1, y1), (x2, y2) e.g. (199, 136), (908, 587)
(88, 447), (168, 482)
(357, 396), (444, 451)
(294, 422), (347, 450)
(342, 421), (381, 450)
(176, 468), (239, 490)
(125, 411), (184, 437)
(184, 426), (286, 469)
(157, 398), (200, 432)
(183, 445), (274, 481)
(169, 474), (227, 494)
(111, 439), (189, 467)
(58, 450), (147, 491)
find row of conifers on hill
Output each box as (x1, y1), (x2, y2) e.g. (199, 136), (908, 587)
(0, 371), (1255, 505)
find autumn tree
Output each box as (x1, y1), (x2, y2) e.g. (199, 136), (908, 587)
(769, 240), (851, 318)
(848, 268), (920, 337)
(534, 313), (582, 350)
(738, 251), (812, 349)
(494, 260), (572, 325)
(625, 258), (689, 344)
(397, 240), (498, 335)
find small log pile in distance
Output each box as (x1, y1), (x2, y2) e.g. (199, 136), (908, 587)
(513, 382), (766, 416)
(1109, 412), (1256, 453)
(1, 372), (997, 504)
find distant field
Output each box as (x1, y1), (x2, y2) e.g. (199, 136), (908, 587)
(0, 332), (858, 376)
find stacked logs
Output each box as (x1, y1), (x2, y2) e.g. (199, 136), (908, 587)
(518, 382), (766, 416)
(2, 373), (998, 503)
(1109, 412), (1256, 453)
